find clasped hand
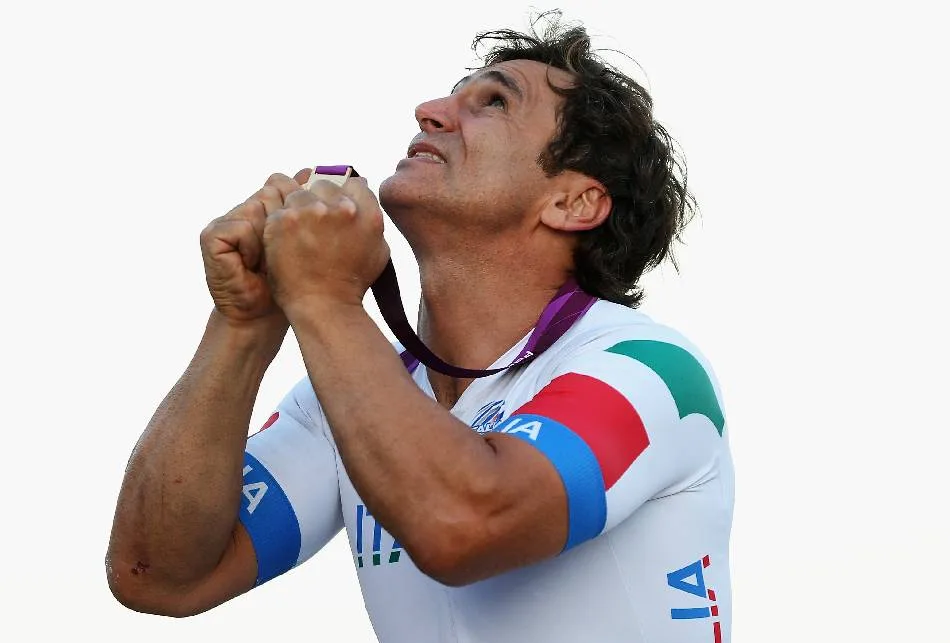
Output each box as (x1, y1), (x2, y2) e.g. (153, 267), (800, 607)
(200, 169), (390, 325)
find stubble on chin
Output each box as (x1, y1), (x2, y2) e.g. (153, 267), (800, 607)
(378, 172), (450, 218)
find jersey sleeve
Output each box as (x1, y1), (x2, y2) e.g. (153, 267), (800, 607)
(239, 377), (343, 585)
(497, 338), (727, 552)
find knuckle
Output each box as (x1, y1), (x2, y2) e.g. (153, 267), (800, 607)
(265, 172), (290, 186)
(236, 199), (263, 220)
(222, 201), (245, 219)
(272, 208), (296, 226)
(308, 179), (340, 198)
(289, 190), (317, 209)
(257, 185), (281, 201)
(339, 200), (358, 219)
(200, 217), (225, 238)
(369, 212), (385, 234)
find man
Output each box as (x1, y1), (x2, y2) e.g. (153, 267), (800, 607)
(107, 14), (734, 643)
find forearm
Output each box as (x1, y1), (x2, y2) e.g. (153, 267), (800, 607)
(107, 310), (286, 588)
(289, 301), (499, 563)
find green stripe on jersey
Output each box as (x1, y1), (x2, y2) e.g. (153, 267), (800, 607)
(606, 340), (724, 436)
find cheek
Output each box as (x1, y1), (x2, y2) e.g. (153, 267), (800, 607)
(464, 133), (545, 183)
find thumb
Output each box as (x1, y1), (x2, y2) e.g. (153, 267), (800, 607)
(293, 167), (313, 185)
(342, 176), (382, 211)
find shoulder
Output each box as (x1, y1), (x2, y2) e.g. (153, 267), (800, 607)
(555, 300), (715, 372)
(535, 300), (726, 432)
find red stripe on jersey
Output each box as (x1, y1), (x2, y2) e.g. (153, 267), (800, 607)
(260, 411), (280, 432)
(513, 373), (649, 489)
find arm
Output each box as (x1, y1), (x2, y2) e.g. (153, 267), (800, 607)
(289, 302), (568, 585)
(289, 306), (724, 586)
(263, 179), (723, 586)
(107, 171), (312, 615)
(106, 311), (285, 616)
(263, 179), (567, 585)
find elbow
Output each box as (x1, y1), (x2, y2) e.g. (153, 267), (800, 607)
(410, 543), (483, 588)
(401, 472), (519, 587)
(109, 584), (202, 619)
(106, 559), (202, 618)
(402, 514), (495, 587)
(108, 579), (192, 618)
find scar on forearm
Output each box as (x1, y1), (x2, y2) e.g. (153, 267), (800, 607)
(130, 561), (150, 575)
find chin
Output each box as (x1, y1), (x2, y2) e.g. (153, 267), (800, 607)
(378, 172), (402, 211)
(378, 172), (435, 215)
(378, 173), (417, 233)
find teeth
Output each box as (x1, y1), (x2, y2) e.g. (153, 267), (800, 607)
(412, 151), (445, 163)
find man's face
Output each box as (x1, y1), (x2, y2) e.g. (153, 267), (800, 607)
(379, 59), (573, 243)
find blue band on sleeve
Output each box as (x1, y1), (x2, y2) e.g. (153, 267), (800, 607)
(498, 414), (607, 550)
(238, 452), (302, 585)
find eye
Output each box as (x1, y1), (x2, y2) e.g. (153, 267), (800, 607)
(486, 93), (507, 110)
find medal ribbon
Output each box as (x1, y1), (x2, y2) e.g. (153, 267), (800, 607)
(307, 165), (597, 378)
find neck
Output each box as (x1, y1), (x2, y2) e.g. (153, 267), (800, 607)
(417, 253), (571, 408)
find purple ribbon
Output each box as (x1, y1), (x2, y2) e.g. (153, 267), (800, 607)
(311, 165), (598, 378)
(314, 165), (356, 177)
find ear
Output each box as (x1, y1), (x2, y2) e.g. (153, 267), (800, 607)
(539, 174), (612, 232)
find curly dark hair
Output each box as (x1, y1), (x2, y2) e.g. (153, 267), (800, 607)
(474, 11), (696, 307)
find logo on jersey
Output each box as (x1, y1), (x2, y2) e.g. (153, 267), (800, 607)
(240, 453), (302, 584)
(242, 463), (268, 514)
(607, 340), (725, 436)
(498, 416), (544, 440)
(354, 504), (403, 568)
(471, 400), (506, 433)
(668, 555), (722, 643)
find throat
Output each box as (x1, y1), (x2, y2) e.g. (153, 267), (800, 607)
(428, 373), (474, 410)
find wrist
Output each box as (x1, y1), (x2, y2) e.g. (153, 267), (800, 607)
(281, 293), (366, 330)
(205, 309), (289, 363)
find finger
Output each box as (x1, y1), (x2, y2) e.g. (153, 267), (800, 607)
(293, 167), (313, 185)
(232, 219), (265, 270)
(341, 176), (381, 211)
(303, 178), (344, 201)
(232, 185), (282, 239)
(341, 177), (384, 227)
(252, 185), (284, 214)
(304, 179), (360, 216)
(203, 219), (264, 270)
(264, 173), (303, 201)
(284, 184), (325, 209)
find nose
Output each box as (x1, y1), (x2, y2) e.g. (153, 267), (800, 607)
(414, 95), (458, 133)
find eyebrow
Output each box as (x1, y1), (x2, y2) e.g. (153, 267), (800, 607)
(452, 69), (524, 100)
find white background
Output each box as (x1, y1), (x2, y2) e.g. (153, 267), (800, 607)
(1, 1), (946, 641)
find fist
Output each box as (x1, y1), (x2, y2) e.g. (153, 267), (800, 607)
(200, 169), (312, 322)
(262, 176), (390, 315)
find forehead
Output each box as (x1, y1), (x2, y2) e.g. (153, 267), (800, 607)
(455, 59), (574, 99)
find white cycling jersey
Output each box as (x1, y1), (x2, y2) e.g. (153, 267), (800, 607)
(239, 299), (734, 643)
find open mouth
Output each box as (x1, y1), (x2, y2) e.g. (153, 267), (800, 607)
(406, 143), (447, 164)
(409, 151), (445, 163)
